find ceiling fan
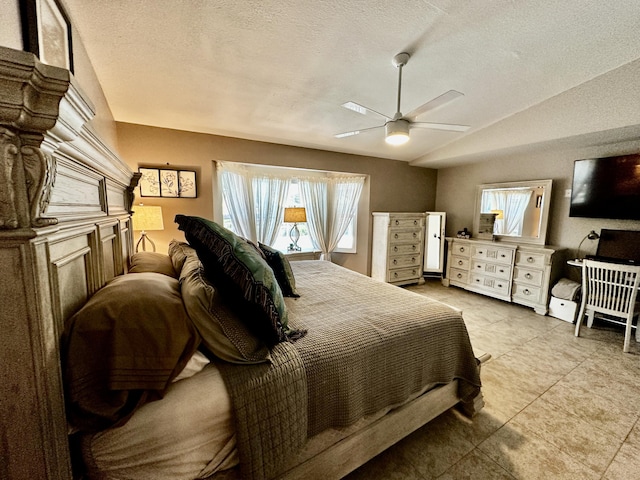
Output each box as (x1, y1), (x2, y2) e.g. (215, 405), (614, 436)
(335, 52), (470, 145)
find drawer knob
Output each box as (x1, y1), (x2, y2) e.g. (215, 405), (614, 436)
(393, 259), (397, 265)
(394, 233), (399, 239)
(395, 220), (399, 225)
(459, 247), (465, 252)
(525, 273), (533, 279)
(411, 257), (416, 263)
(527, 257), (535, 263)
(414, 220), (418, 225)
(394, 246), (398, 252)
(457, 273), (462, 279)
(394, 272), (398, 278)
(412, 245), (416, 251)
(412, 269), (416, 275)
(501, 254), (506, 258)
(413, 232), (417, 238)
(523, 288), (531, 295)
(479, 250), (484, 254)
(498, 284), (503, 288)
(458, 260), (463, 265)
(499, 269), (504, 273)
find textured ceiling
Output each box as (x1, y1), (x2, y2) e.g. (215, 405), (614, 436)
(62, 0), (640, 167)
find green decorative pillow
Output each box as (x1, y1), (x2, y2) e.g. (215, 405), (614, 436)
(258, 243), (300, 297)
(175, 215), (306, 346)
(129, 252), (177, 278)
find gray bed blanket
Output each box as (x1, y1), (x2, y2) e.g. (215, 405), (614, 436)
(217, 260), (481, 480)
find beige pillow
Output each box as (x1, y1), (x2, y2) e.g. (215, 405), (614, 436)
(168, 240), (194, 275)
(180, 264), (271, 364)
(129, 252), (177, 278)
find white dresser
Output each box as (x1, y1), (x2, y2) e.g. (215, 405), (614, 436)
(371, 212), (425, 286)
(443, 237), (565, 314)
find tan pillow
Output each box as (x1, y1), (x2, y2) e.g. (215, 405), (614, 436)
(168, 240), (194, 275)
(180, 264), (271, 364)
(64, 272), (200, 432)
(129, 252), (177, 278)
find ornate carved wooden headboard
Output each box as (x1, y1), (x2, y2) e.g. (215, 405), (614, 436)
(0, 46), (138, 480)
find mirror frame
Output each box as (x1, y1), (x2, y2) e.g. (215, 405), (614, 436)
(473, 179), (553, 245)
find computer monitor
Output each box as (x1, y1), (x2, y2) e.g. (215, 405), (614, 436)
(594, 229), (640, 264)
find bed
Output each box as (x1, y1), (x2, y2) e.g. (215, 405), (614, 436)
(0, 45), (485, 480)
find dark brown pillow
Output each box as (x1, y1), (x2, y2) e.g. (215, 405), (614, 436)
(129, 252), (177, 278)
(63, 272), (200, 432)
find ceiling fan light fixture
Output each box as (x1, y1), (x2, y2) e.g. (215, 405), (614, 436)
(385, 119), (410, 145)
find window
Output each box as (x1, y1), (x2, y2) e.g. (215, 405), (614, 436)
(272, 181), (314, 252)
(218, 162), (365, 257)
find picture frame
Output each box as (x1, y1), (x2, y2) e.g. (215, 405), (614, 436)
(20, 0), (74, 73)
(139, 168), (161, 197)
(138, 168), (197, 198)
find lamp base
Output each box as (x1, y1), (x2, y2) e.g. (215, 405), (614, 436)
(288, 223), (301, 251)
(135, 232), (157, 252)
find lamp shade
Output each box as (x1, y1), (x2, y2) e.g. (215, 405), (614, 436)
(490, 209), (504, 220)
(284, 207), (307, 223)
(132, 205), (164, 231)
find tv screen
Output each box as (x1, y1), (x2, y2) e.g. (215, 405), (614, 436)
(570, 154), (640, 220)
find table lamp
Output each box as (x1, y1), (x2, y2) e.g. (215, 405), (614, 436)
(284, 207), (307, 251)
(132, 205), (164, 252)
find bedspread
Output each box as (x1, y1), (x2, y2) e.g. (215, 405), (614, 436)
(217, 260), (481, 480)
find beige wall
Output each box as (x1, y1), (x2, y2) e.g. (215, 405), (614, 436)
(436, 145), (640, 281)
(0, 1), (22, 49)
(116, 122), (439, 274)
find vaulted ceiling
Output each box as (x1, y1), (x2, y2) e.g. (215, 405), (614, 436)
(63, 0), (640, 168)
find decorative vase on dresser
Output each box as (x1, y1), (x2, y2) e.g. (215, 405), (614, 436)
(371, 212), (425, 286)
(443, 237), (565, 314)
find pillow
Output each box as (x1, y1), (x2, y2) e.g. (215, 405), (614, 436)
(258, 243), (300, 297)
(180, 263), (271, 363)
(129, 252), (177, 278)
(175, 215), (306, 346)
(63, 272), (200, 433)
(168, 240), (193, 275)
(172, 350), (211, 382)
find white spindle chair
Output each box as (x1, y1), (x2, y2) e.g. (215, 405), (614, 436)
(574, 259), (640, 352)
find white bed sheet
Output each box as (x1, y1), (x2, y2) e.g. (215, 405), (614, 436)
(83, 363), (238, 480)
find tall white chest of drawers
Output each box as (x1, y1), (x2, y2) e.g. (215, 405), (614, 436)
(443, 237), (565, 314)
(371, 212), (425, 286)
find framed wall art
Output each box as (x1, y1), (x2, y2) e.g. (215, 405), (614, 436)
(138, 168), (197, 198)
(20, 0), (74, 72)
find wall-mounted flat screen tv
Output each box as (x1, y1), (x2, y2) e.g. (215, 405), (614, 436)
(570, 154), (640, 220)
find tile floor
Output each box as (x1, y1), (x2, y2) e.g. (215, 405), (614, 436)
(344, 279), (640, 480)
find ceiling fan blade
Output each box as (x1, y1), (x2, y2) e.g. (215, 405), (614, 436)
(334, 124), (384, 139)
(341, 101), (391, 120)
(405, 90), (464, 121)
(411, 122), (470, 132)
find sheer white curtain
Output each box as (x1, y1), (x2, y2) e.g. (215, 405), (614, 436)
(252, 175), (289, 246)
(482, 189), (533, 236)
(300, 175), (365, 261)
(218, 162), (289, 245)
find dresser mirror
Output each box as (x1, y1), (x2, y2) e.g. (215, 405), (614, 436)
(473, 179), (553, 245)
